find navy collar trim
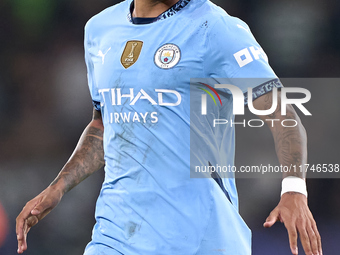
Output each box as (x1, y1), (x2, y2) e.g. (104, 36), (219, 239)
(128, 0), (191, 25)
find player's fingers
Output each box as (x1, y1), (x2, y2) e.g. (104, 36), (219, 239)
(17, 236), (23, 254)
(16, 206), (32, 235)
(312, 223), (322, 255)
(298, 227), (313, 255)
(285, 223), (298, 255)
(16, 219), (24, 245)
(17, 219), (29, 254)
(26, 215), (39, 229)
(17, 223), (26, 254)
(16, 199), (41, 253)
(18, 215), (40, 252)
(263, 209), (279, 228)
(16, 209), (32, 253)
(306, 225), (319, 255)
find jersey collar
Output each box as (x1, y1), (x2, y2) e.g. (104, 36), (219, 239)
(127, 0), (191, 25)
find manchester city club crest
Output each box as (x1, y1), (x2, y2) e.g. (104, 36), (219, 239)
(154, 44), (181, 69)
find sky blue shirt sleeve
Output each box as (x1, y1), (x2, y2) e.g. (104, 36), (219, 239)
(204, 15), (279, 93)
(84, 22), (101, 110)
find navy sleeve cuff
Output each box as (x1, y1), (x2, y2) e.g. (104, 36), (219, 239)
(244, 79), (283, 105)
(92, 100), (101, 111)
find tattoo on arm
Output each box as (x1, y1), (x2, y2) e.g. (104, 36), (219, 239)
(93, 108), (102, 120)
(50, 108), (104, 193)
(260, 92), (307, 179)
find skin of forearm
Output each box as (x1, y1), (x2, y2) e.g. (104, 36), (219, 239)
(49, 121), (105, 195)
(256, 92), (308, 179)
(269, 106), (307, 179)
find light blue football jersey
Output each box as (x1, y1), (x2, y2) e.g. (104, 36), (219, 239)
(84, 0), (280, 254)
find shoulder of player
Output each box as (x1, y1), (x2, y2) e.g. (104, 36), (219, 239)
(85, 1), (126, 32)
(203, 2), (251, 35)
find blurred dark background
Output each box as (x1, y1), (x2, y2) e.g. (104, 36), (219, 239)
(0, 0), (339, 254)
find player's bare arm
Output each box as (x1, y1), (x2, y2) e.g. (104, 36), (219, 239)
(16, 108), (104, 254)
(49, 109), (104, 194)
(253, 92), (322, 255)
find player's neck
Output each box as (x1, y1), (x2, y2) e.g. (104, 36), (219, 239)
(132, 0), (180, 18)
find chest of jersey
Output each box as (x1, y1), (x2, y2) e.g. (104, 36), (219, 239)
(87, 17), (211, 128)
(87, 18), (208, 101)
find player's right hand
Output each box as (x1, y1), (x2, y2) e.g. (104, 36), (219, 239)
(16, 186), (63, 254)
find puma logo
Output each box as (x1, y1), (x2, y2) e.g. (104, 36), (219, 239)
(97, 47), (111, 64)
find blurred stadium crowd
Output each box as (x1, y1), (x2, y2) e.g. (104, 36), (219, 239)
(0, 0), (339, 254)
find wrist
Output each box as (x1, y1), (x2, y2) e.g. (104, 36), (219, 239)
(281, 176), (308, 198)
(49, 178), (67, 196)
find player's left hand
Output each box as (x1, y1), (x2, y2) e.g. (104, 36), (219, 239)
(263, 192), (322, 255)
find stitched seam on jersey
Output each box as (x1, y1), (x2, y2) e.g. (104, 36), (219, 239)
(85, 28), (100, 103)
(203, 18), (221, 77)
(193, 180), (214, 255)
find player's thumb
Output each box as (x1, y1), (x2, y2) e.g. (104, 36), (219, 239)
(31, 201), (49, 216)
(31, 207), (41, 216)
(263, 210), (279, 228)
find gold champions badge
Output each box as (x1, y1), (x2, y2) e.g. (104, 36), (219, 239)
(121, 40), (143, 69)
